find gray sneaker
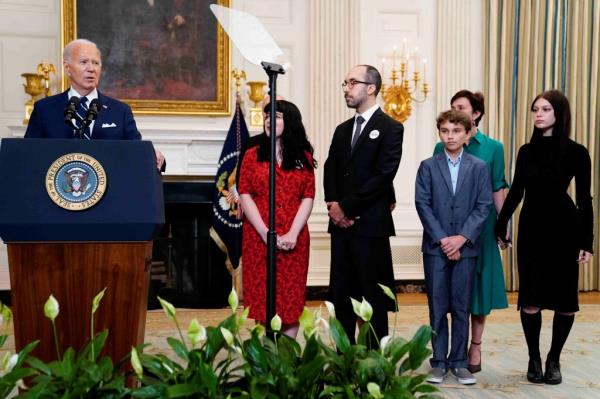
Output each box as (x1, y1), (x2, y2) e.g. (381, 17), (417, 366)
(427, 367), (447, 384)
(451, 367), (477, 385)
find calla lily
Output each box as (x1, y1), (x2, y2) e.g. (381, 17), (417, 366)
(91, 287), (107, 315)
(378, 283), (396, 302)
(351, 297), (373, 321)
(237, 307), (250, 328)
(367, 382), (384, 398)
(228, 288), (239, 312)
(324, 301), (336, 318)
(0, 352), (17, 376)
(130, 347), (143, 378)
(299, 307), (315, 335)
(188, 319), (206, 347)
(220, 327), (234, 346)
(350, 297), (362, 318)
(252, 324), (266, 336)
(157, 296), (176, 323)
(0, 302), (12, 324)
(43, 295), (59, 321)
(380, 335), (391, 353)
(270, 314), (282, 332)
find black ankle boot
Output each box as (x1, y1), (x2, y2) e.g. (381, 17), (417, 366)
(527, 358), (544, 383)
(544, 359), (562, 384)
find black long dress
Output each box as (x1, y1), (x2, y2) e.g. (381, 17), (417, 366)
(496, 135), (593, 312)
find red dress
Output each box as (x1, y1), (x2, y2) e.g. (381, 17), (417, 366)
(238, 147), (315, 324)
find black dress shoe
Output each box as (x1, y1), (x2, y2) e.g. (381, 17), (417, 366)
(527, 358), (544, 383)
(544, 360), (562, 385)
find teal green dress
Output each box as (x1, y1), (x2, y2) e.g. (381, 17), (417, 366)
(434, 130), (509, 315)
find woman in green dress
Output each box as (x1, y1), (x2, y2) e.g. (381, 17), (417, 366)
(433, 90), (509, 373)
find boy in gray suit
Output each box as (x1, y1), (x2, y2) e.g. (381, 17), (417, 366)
(415, 110), (492, 385)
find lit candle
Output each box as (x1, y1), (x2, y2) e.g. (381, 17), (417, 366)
(381, 57), (386, 79)
(423, 58), (427, 82)
(402, 37), (407, 59)
(392, 44), (397, 70)
(414, 46), (420, 70)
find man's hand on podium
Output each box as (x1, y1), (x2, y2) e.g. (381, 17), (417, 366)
(155, 149), (166, 171)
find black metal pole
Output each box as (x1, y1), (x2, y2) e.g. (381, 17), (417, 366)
(261, 61), (285, 335)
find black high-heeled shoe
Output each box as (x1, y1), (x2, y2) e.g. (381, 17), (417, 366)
(527, 358), (544, 383)
(467, 340), (482, 373)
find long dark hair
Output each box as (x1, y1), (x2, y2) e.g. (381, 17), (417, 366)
(530, 89), (571, 141)
(257, 100), (316, 170)
(450, 90), (485, 126)
(527, 90), (571, 178)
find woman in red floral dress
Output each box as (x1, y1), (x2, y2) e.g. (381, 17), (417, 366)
(238, 100), (316, 338)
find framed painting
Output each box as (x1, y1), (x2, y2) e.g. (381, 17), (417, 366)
(61, 0), (231, 115)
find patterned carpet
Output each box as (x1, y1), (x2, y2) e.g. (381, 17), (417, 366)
(3, 302), (600, 398)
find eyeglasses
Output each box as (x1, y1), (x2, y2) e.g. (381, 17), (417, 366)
(341, 79), (373, 89)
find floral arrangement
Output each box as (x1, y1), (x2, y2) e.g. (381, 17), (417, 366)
(0, 285), (439, 398)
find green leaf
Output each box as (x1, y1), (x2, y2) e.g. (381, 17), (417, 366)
(328, 317), (351, 353)
(167, 337), (189, 361)
(166, 383), (200, 397)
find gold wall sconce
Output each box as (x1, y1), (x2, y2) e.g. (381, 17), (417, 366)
(380, 40), (429, 123)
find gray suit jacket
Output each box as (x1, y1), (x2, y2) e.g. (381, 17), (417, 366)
(415, 151), (492, 258)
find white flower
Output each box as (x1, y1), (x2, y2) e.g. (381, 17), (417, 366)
(270, 314), (282, 332)
(367, 382), (384, 398)
(130, 347), (143, 378)
(157, 296), (176, 323)
(43, 295), (59, 321)
(188, 319), (206, 347)
(228, 288), (239, 312)
(220, 327), (234, 346)
(324, 301), (336, 318)
(351, 297), (373, 322)
(380, 335), (391, 353)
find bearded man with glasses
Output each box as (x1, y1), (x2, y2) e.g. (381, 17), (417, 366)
(324, 64), (404, 345)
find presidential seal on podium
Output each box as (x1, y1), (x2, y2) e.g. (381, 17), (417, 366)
(46, 153), (107, 211)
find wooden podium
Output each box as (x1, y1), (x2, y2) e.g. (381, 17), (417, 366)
(0, 138), (164, 363)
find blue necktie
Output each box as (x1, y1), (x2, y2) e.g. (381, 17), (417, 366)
(75, 96), (91, 139)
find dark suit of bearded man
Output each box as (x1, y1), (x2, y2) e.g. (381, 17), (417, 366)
(324, 65), (403, 344)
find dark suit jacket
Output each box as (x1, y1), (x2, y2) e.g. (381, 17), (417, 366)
(324, 108), (403, 237)
(25, 90), (142, 140)
(415, 151), (492, 258)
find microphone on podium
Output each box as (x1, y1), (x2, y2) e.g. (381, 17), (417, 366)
(63, 96), (80, 125)
(84, 98), (102, 125)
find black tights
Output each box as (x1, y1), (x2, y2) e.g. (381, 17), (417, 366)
(520, 310), (575, 362)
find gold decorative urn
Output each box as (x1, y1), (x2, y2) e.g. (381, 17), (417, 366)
(21, 62), (55, 124)
(246, 81), (267, 129)
(21, 73), (46, 124)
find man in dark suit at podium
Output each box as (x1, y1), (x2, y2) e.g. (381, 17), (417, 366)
(324, 64), (404, 344)
(24, 38), (165, 171)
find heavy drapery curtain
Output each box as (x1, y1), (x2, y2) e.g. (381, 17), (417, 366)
(483, 0), (600, 291)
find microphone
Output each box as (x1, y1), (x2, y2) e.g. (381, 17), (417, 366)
(76, 98), (102, 139)
(63, 96), (80, 125)
(84, 98), (102, 124)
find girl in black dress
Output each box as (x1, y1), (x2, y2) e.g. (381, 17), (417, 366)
(496, 90), (593, 385)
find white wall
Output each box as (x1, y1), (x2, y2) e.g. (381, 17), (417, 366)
(0, 0), (483, 289)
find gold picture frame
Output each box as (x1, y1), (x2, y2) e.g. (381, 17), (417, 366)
(61, 0), (231, 116)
